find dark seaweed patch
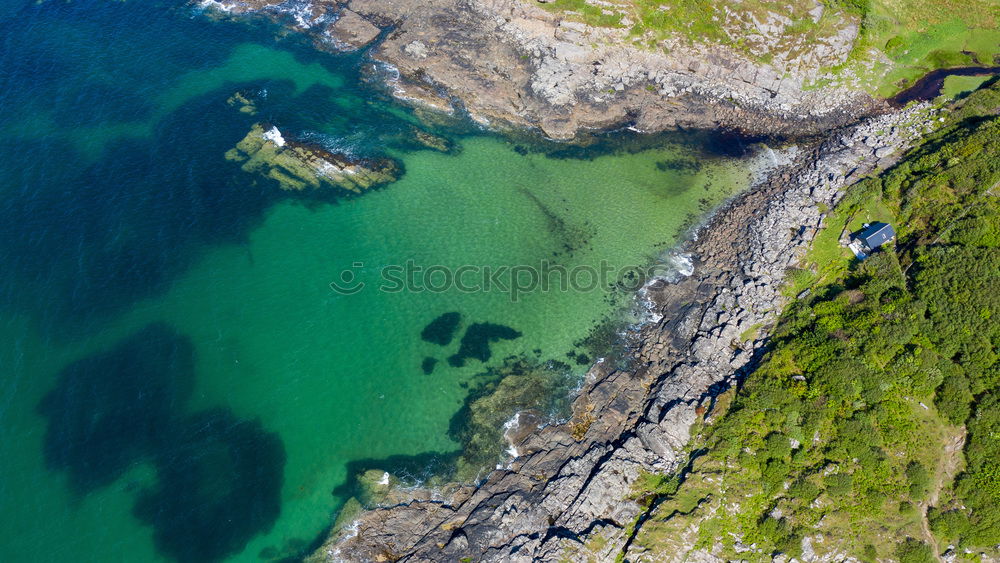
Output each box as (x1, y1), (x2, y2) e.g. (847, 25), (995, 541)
(565, 350), (592, 366)
(655, 158), (702, 173)
(518, 187), (595, 258)
(447, 323), (522, 367)
(133, 408), (285, 563)
(37, 323), (195, 495)
(258, 537), (312, 563)
(38, 323), (286, 562)
(421, 356), (438, 375)
(420, 312), (461, 346)
(573, 315), (639, 372)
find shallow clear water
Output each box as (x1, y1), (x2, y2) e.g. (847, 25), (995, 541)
(0, 1), (754, 561)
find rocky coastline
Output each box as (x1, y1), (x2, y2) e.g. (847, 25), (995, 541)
(198, 0), (880, 142)
(192, 2), (945, 560)
(299, 104), (936, 561)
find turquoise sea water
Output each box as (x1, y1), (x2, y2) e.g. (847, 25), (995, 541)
(0, 1), (755, 561)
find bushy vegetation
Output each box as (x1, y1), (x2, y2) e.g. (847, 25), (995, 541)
(630, 83), (1000, 559)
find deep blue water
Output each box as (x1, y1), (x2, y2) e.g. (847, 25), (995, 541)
(0, 2), (418, 560)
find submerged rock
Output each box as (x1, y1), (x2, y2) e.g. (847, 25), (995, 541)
(329, 497), (364, 534)
(226, 90), (258, 115)
(449, 357), (575, 480)
(225, 123), (400, 193)
(354, 469), (399, 506)
(409, 126), (455, 153)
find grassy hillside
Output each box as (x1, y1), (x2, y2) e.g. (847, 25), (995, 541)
(620, 81), (1000, 561)
(535, 0), (1000, 97)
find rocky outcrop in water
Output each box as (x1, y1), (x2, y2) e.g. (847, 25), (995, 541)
(304, 104), (937, 562)
(225, 123), (400, 193)
(198, 0), (880, 141)
(227, 90), (258, 114)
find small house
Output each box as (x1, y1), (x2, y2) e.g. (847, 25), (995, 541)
(857, 222), (896, 251)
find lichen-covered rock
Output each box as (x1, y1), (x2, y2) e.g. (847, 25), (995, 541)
(225, 123), (400, 193)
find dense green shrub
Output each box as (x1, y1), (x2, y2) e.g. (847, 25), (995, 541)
(895, 538), (935, 563)
(633, 82), (1000, 559)
(905, 462), (931, 500)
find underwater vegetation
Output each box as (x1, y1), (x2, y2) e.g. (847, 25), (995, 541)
(37, 323), (195, 495)
(421, 356), (439, 375)
(420, 311), (462, 346)
(448, 356), (576, 479)
(37, 323), (286, 562)
(133, 409), (285, 563)
(447, 323), (523, 367)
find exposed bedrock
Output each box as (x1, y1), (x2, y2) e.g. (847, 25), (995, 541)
(304, 104), (936, 562)
(198, 0), (881, 141)
(225, 123), (400, 193)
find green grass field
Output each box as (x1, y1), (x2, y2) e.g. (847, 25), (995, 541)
(940, 75), (996, 100)
(534, 0), (1000, 98)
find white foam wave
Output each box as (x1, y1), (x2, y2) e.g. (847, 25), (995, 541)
(263, 126), (286, 147)
(297, 131), (364, 158)
(502, 412), (521, 459)
(668, 252), (694, 277)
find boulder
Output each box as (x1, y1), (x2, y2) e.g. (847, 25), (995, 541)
(326, 10), (381, 51)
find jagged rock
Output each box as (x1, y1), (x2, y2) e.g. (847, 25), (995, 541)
(874, 145), (894, 158)
(355, 469), (399, 506)
(502, 410), (543, 454)
(225, 123), (400, 193)
(326, 9), (381, 51)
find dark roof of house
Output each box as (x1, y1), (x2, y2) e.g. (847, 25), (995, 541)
(859, 222), (896, 249)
